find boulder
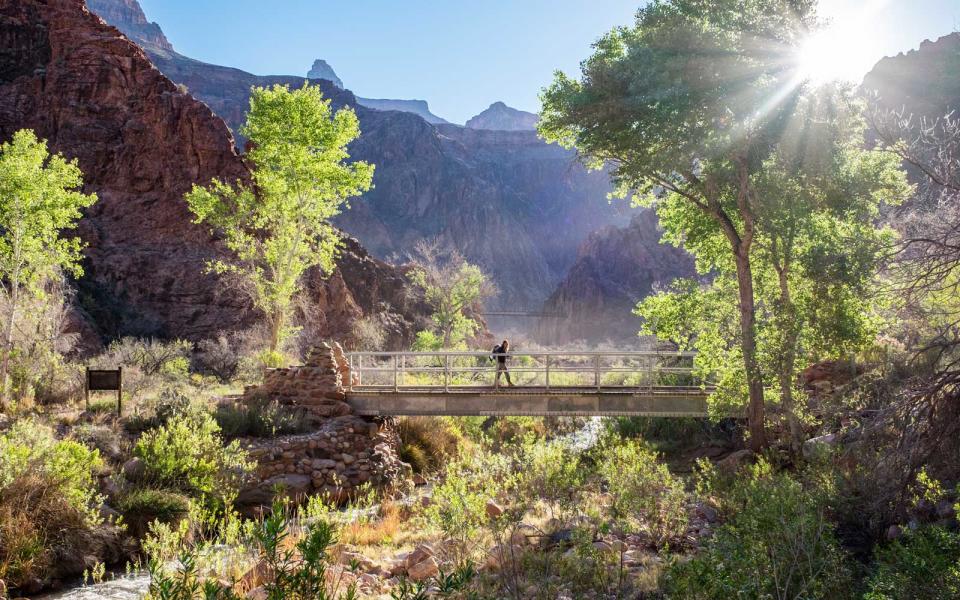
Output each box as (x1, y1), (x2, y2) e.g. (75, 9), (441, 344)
(802, 433), (839, 459)
(406, 556), (439, 582)
(485, 499), (504, 519)
(121, 458), (145, 482)
(404, 544), (435, 570)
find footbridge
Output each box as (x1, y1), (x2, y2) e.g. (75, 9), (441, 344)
(344, 351), (714, 417)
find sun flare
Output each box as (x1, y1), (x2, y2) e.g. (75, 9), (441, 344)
(797, 21), (881, 84)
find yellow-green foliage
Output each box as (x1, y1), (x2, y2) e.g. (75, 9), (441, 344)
(0, 418), (103, 516)
(134, 410), (252, 506)
(598, 439), (687, 546)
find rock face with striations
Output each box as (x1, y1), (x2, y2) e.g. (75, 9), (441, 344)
(537, 211), (696, 345)
(0, 0), (425, 347)
(466, 101), (538, 131)
(89, 0), (627, 309)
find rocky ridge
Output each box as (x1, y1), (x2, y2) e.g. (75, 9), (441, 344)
(466, 101), (539, 131)
(307, 58), (343, 88)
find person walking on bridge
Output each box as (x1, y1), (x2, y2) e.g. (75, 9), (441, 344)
(493, 339), (514, 387)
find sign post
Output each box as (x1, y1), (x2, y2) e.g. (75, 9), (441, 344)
(86, 368), (123, 416)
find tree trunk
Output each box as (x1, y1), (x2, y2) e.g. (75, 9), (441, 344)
(776, 267), (803, 453)
(269, 310), (284, 355)
(0, 279), (19, 409)
(734, 250), (767, 451)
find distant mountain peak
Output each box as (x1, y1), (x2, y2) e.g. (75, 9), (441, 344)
(466, 102), (538, 131)
(307, 59), (344, 89)
(86, 0), (174, 53)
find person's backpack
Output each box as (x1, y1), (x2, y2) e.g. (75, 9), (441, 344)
(490, 345), (501, 361)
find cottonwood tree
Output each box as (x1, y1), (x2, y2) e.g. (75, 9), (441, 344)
(408, 239), (495, 350)
(187, 84), (374, 357)
(0, 130), (97, 408)
(539, 0), (908, 449)
(637, 100), (908, 449)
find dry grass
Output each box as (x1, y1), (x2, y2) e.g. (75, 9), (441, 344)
(340, 501), (404, 547)
(396, 417), (467, 472)
(0, 474), (90, 588)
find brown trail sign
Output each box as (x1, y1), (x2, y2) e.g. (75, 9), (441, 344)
(86, 368), (123, 416)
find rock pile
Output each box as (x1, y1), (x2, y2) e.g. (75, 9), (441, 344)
(238, 415), (410, 508)
(235, 343), (410, 510)
(239, 343), (355, 418)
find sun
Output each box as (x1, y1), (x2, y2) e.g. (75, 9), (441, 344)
(796, 22), (880, 84)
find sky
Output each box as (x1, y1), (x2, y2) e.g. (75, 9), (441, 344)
(138, 0), (960, 125)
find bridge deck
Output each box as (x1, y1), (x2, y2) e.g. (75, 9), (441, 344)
(345, 351), (715, 417)
(347, 387), (711, 417)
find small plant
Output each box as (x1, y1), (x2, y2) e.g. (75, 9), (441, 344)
(118, 488), (191, 537)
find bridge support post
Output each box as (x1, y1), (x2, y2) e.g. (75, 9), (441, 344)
(545, 355), (550, 390)
(444, 354), (450, 392)
(393, 354), (398, 392)
(595, 355), (601, 390)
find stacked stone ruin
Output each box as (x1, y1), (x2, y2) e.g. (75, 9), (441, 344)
(235, 343), (411, 510)
(239, 342), (355, 418)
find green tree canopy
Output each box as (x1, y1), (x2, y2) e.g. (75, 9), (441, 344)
(540, 0), (909, 449)
(0, 130), (97, 406)
(409, 240), (495, 350)
(186, 84), (374, 356)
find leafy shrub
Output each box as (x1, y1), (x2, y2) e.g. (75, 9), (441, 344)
(118, 488), (191, 538)
(215, 400), (312, 439)
(424, 450), (513, 563)
(147, 503), (356, 600)
(598, 440), (687, 546)
(0, 419), (104, 514)
(519, 438), (586, 522)
(134, 410), (252, 506)
(0, 474), (93, 590)
(662, 460), (853, 600)
(863, 525), (960, 600)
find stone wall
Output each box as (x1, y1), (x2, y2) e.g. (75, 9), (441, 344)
(235, 343), (410, 510)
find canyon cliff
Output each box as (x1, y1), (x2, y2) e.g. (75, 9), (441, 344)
(0, 0), (426, 347)
(88, 0), (630, 311)
(537, 211), (696, 345)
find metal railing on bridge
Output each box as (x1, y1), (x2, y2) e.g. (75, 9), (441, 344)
(346, 351), (708, 394)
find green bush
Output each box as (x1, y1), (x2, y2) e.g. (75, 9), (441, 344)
(118, 488), (191, 538)
(598, 440), (687, 546)
(662, 460), (853, 600)
(134, 410), (252, 506)
(863, 526), (960, 600)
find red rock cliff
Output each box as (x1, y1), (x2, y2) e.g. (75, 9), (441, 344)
(0, 0), (425, 347)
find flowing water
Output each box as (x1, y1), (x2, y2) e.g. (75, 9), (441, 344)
(33, 573), (151, 600)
